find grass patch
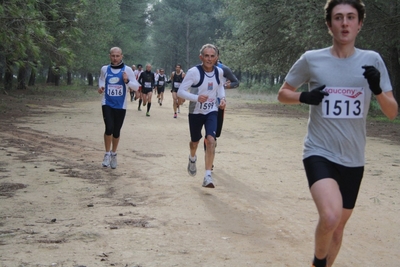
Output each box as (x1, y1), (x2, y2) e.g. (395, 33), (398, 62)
(0, 84), (99, 116)
(238, 83), (281, 95)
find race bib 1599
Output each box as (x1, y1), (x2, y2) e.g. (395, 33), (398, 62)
(322, 87), (364, 119)
(198, 99), (215, 111)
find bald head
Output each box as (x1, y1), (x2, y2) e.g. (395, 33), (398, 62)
(109, 47), (122, 54)
(109, 47), (123, 66)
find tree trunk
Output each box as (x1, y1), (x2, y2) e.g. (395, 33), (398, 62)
(48, 67), (61, 86)
(186, 17), (190, 70)
(28, 67), (36, 86)
(4, 58), (13, 90)
(47, 66), (54, 84)
(54, 68), (60, 86)
(0, 65), (3, 83)
(389, 47), (400, 105)
(87, 73), (93, 86)
(17, 65), (27, 90)
(269, 74), (274, 87)
(387, 2), (400, 106)
(236, 68), (242, 82)
(67, 71), (72, 85)
(278, 74), (285, 84)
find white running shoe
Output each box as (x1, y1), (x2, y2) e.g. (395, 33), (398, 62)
(187, 156), (197, 176)
(202, 175), (215, 188)
(110, 153), (117, 169)
(102, 153), (111, 167)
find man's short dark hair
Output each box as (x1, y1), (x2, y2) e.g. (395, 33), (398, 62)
(325, 0), (366, 25)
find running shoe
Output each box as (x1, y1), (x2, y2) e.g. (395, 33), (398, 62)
(174, 113), (177, 118)
(146, 112), (150, 117)
(110, 153), (117, 169)
(102, 153), (110, 167)
(187, 156), (197, 176)
(138, 107), (141, 111)
(202, 175), (215, 188)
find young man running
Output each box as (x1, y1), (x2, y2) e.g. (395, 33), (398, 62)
(98, 47), (140, 169)
(135, 64), (143, 108)
(156, 68), (167, 106)
(177, 44), (226, 188)
(277, 1), (398, 266)
(138, 64), (156, 117)
(170, 64), (185, 118)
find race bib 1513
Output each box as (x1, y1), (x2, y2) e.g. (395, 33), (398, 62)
(322, 87), (364, 119)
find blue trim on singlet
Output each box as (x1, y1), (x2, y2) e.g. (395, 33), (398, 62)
(104, 65), (127, 109)
(191, 65), (220, 88)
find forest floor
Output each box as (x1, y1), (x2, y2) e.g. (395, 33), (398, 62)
(0, 86), (399, 267)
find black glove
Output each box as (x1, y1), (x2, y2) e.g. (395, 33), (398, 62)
(299, 85), (328, 105)
(362, 65), (382, 95)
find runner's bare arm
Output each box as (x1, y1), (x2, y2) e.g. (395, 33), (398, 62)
(375, 91), (398, 120)
(277, 82), (303, 104)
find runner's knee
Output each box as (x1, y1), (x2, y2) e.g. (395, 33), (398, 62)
(205, 135), (216, 146)
(105, 126), (114, 136)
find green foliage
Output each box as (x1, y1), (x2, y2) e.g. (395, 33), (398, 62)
(0, 0), (49, 61)
(217, 0), (400, 104)
(114, 0), (148, 65)
(149, 0), (225, 72)
(217, 0), (331, 75)
(2, 0), (399, 100)
(73, 0), (122, 75)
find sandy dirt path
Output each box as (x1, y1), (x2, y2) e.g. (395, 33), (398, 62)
(0, 90), (399, 267)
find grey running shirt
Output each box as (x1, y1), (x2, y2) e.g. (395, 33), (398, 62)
(285, 47), (392, 167)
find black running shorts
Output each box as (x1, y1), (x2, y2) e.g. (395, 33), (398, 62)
(303, 155), (364, 209)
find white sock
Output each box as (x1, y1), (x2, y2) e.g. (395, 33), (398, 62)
(111, 151), (117, 156)
(190, 155), (196, 161)
(205, 170), (212, 176)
